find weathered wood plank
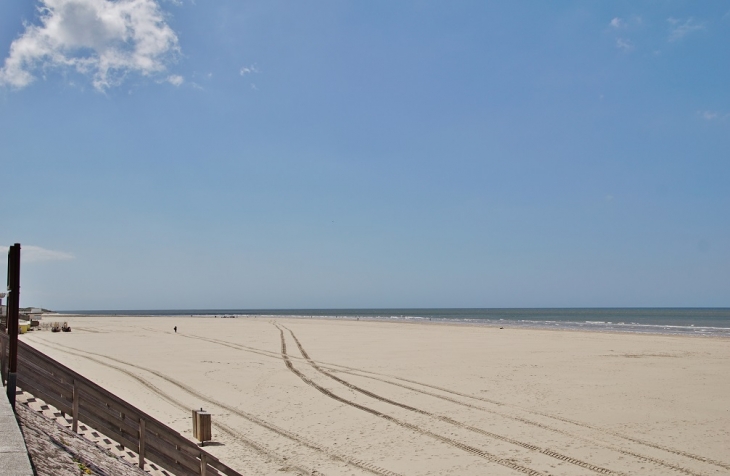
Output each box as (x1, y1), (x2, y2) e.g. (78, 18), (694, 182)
(208, 458), (243, 476)
(78, 397), (140, 439)
(17, 359), (74, 397)
(144, 430), (202, 474)
(77, 388), (140, 431)
(205, 465), (221, 476)
(145, 419), (201, 455)
(18, 350), (76, 384)
(77, 382), (143, 421)
(77, 407), (140, 450)
(145, 445), (201, 476)
(16, 378), (73, 415)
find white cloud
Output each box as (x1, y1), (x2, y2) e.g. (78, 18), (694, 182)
(616, 38), (634, 51)
(240, 64), (259, 76)
(668, 17), (706, 42)
(0, 0), (180, 91)
(609, 17), (625, 29)
(0, 245), (74, 263)
(166, 74), (183, 86)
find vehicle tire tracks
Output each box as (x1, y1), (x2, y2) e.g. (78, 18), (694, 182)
(29, 339), (318, 476)
(31, 338), (396, 476)
(526, 410), (730, 473)
(282, 325), (620, 476)
(274, 325), (547, 476)
(174, 327), (714, 476)
(282, 342), (724, 476)
(359, 370), (729, 472)
(324, 367), (709, 476)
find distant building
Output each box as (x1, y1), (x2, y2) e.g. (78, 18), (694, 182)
(19, 307), (44, 322)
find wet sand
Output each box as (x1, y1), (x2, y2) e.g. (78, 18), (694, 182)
(21, 315), (730, 476)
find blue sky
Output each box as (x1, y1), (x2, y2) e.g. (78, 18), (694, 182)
(1, 1), (728, 310)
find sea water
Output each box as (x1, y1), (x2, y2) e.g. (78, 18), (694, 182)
(65, 308), (730, 337)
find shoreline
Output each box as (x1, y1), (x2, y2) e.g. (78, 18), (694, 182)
(46, 311), (730, 339)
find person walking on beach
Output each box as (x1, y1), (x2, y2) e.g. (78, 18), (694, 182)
(174, 326), (177, 333)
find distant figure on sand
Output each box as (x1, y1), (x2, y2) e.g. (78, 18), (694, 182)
(174, 326), (177, 333)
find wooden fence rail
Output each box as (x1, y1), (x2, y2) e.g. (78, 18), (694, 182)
(0, 333), (242, 476)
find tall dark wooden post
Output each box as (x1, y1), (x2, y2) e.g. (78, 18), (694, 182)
(6, 243), (20, 408)
(0, 293), (5, 385)
(0, 293), (5, 331)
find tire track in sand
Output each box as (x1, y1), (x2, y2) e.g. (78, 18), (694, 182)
(274, 325), (548, 476)
(324, 367), (706, 476)
(366, 373), (728, 474)
(351, 369), (730, 473)
(282, 325), (620, 476)
(272, 333), (723, 476)
(171, 328), (713, 476)
(31, 338), (400, 476)
(29, 339), (317, 476)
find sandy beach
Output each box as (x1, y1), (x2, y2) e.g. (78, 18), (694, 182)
(19, 315), (730, 476)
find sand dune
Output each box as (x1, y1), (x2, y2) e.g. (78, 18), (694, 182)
(21, 316), (730, 476)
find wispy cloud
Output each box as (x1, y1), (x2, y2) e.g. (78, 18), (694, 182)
(0, 0), (180, 91)
(0, 245), (74, 263)
(668, 17), (706, 42)
(608, 16), (642, 51)
(609, 17), (625, 29)
(616, 38), (634, 52)
(240, 64), (259, 76)
(698, 110), (728, 121)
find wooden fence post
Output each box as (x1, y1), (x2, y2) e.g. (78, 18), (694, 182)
(200, 452), (207, 476)
(138, 418), (146, 470)
(72, 381), (79, 432)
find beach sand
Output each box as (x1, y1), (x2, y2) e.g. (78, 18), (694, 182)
(20, 316), (730, 476)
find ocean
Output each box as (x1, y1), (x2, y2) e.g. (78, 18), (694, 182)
(62, 308), (730, 337)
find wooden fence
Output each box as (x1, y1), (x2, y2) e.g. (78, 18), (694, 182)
(1, 333), (242, 476)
